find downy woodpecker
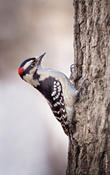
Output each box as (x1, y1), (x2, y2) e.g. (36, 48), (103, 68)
(18, 53), (78, 135)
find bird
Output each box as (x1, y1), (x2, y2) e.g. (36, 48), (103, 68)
(18, 53), (78, 135)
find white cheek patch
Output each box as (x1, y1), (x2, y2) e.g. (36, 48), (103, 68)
(23, 60), (33, 70)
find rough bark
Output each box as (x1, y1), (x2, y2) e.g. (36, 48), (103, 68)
(66, 0), (110, 175)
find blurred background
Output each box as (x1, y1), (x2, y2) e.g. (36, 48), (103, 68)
(0, 0), (73, 174)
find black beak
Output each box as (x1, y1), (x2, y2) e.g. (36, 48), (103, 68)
(37, 52), (46, 64)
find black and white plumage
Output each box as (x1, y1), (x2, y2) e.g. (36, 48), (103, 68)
(18, 53), (78, 135)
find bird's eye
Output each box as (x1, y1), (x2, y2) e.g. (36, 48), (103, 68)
(31, 62), (35, 67)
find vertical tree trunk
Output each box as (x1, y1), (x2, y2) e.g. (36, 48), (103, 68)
(66, 0), (110, 175)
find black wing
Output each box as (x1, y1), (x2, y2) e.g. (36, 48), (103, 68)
(37, 76), (67, 122)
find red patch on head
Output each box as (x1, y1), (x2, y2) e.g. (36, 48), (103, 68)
(18, 68), (24, 75)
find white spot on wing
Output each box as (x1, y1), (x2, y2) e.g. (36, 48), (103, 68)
(54, 102), (61, 107)
(58, 86), (61, 92)
(60, 108), (66, 113)
(54, 93), (60, 99)
(54, 81), (57, 85)
(54, 86), (57, 90)
(51, 91), (56, 96)
(56, 82), (60, 86)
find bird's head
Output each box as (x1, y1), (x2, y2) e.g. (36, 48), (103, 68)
(18, 53), (46, 82)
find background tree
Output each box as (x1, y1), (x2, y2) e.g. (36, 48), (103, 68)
(66, 0), (110, 174)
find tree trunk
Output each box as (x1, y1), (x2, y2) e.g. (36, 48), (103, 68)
(66, 0), (110, 175)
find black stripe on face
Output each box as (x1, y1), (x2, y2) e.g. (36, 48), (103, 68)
(23, 65), (33, 75)
(19, 57), (35, 68)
